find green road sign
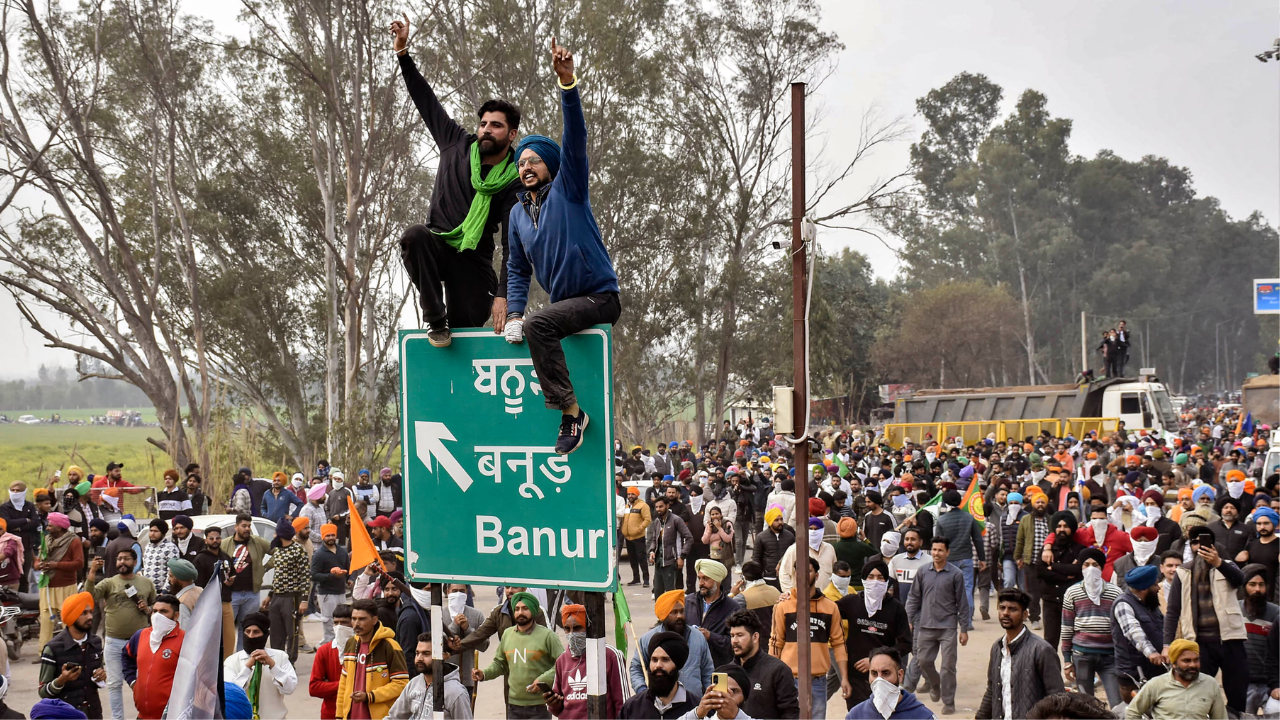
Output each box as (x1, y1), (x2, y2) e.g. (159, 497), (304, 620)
(399, 326), (616, 591)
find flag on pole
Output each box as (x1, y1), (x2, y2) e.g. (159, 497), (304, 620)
(959, 480), (986, 531)
(348, 497), (387, 574)
(1241, 412), (1255, 436)
(833, 454), (852, 479)
(918, 491), (944, 519)
(167, 574), (225, 719)
(613, 590), (632, 657)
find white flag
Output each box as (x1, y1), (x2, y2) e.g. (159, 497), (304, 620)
(166, 575), (225, 719)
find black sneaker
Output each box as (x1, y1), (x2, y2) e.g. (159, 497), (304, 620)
(929, 686), (941, 703)
(427, 318), (451, 347)
(554, 409), (588, 455)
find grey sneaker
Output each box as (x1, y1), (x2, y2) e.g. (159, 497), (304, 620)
(427, 318), (451, 347)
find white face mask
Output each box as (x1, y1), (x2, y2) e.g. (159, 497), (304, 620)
(448, 591), (468, 617)
(331, 479), (343, 489)
(333, 624), (354, 649)
(871, 676), (901, 719)
(862, 578), (889, 615)
(149, 612), (177, 652)
(7, 491), (23, 508)
(1227, 481), (1245, 499)
(1082, 565), (1105, 604)
(1090, 518), (1108, 540)
(925, 453), (936, 463)
(1132, 539), (1158, 566)
(808, 527), (824, 551)
(689, 495), (705, 514)
(1144, 505), (1162, 523)
(830, 575), (851, 595)
(880, 534), (900, 558)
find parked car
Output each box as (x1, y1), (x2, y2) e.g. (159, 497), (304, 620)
(173, 514), (278, 599)
(16, 415), (38, 424)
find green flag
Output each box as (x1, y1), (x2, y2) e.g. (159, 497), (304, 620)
(613, 590), (632, 658)
(918, 491), (944, 520)
(36, 532), (49, 589)
(833, 454), (852, 479)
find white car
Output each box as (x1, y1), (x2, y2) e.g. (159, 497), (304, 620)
(16, 415), (38, 424)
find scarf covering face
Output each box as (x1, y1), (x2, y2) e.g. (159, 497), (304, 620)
(436, 143), (519, 252)
(862, 579), (889, 615)
(1132, 539), (1158, 566)
(1082, 565), (1105, 604)
(880, 531), (901, 558)
(689, 495), (705, 514)
(150, 612), (177, 653)
(871, 677), (901, 720)
(808, 527), (824, 551)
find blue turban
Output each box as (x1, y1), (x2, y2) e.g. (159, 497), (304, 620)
(1192, 486), (1215, 504)
(662, 475), (675, 482)
(223, 681), (253, 720)
(31, 699), (88, 719)
(1124, 564), (1159, 591)
(1007, 492), (1024, 504)
(1254, 507), (1279, 527)
(515, 134), (562, 180)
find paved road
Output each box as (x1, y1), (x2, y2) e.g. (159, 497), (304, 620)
(6, 586), (1014, 719)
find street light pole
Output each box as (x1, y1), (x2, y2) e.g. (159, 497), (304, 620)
(790, 81), (813, 719)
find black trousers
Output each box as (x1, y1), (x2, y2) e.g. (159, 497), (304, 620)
(626, 538), (649, 583)
(1042, 593), (1063, 649)
(653, 562), (680, 599)
(400, 224), (496, 327)
(268, 592), (300, 661)
(1198, 638), (1247, 713)
(525, 292), (621, 410)
(1027, 571), (1043, 622)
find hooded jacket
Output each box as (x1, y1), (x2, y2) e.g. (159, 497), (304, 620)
(336, 624), (411, 719)
(845, 690), (935, 719)
(386, 662), (471, 720)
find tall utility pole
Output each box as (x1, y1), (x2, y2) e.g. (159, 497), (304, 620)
(1080, 312), (1087, 376)
(790, 81), (813, 719)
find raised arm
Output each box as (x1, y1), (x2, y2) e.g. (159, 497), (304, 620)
(391, 13), (469, 149)
(550, 38), (588, 204)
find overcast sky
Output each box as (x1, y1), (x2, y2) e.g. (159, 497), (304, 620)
(2, 0), (1277, 377)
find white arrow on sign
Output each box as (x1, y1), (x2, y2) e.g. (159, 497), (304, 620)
(415, 421), (474, 492)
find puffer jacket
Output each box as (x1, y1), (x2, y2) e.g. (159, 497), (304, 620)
(620, 497), (651, 541)
(336, 624), (410, 719)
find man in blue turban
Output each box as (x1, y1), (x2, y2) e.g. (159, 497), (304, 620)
(503, 38), (621, 455)
(1112, 563), (1165, 683)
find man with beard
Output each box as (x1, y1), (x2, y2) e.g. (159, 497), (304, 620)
(1110, 565), (1166, 685)
(1124, 640), (1226, 719)
(193, 525), (237, 659)
(223, 612), (298, 720)
(1207, 497), (1253, 562)
(223, 514), (273, 650)
(1015, 489), (1052, 630)
(837, 561), (912, 710)
(727, 609), (799, 720)
(121, 594), (184, 719)
(647, 496), (692, 599)
(502, 39), (622, 454)
(630, 590), (714, 696)
(389, 14), (522, 347)
(844, 648), (935, 720)
(388, 632), (472, 720)
(169, 515), (201, 562)
(36, 511), (84, 648)
(537, 603), (624, 718)
(620, 632), (697, 719)
(37, 592), (105, 718)
(139, 518), (179, 593)
(1162, 524), (1248, 715)
(683, 560), (743, 667)
(975, 588), (1062, 720)
(1034, 511), (1083, 650)
(1237, 506), (1279, 600)
(1241, 564), (1279, 715)
(474, 592), (562, 719)
(310, 523), (350, 646)
(85, 547), (155, 720)
(167, 558), (202, 629)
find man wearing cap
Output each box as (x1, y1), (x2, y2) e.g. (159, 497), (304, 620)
(1111, 564), (1167, 684)
(139, 518), (179, 593)
(620, 631), (698, 719)
(224, 611), (298, 720)
(267, 517), (311, 661)
(121, 594), (184, 719)
(36, 511), (84, 647)
(369, 515), (405, 552)
(1125, 639), (1227, 719)
(311, 523), (350, 645)
(86, 545), (155, 720)
(166, 558), (202, 629)
(502, 40), (621, 456)
(1163, 523), (1248, 714)
(860, 490), (895, 551)
(683, 559), (743, 668)
(838, 560), (912, 709)
(38, 591), (104, 718)
(473, 591), (563, 718)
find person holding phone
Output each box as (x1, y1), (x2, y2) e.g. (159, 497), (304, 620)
(1162, 524), (1249, 715)
(37, 591), (104, 717)
(537, 603), (624, 718)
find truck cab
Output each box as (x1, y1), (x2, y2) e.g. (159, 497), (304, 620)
(1099, 375), (1179, 436)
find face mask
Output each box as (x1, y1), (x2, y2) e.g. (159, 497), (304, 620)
(880, 532), (901, 558)
(1144, 505), (1162, 523)
(689, 495), (705, 514)
(150, 612), (177, 652)
(1132, 539), (1158, 566)
(332, 624), (354, 649)
(331, 479), (343, 489)
(831, 575), (851, 595)
(7, 492), (23, 508)
(448, 591), (468, 617)
(862, 578), (889, 615)
(808, 527), (824, 551)
(242, 632), (268, 654)
(1227, 481), (1244, 499)
(1082, 565), (1105, 604)
(925, 453), (936, 463)
(1090, 518), (1108, 540)
(871, 676), (901, 719)
(568, 630), (587, 657)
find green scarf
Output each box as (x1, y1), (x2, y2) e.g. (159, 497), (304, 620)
(435, 143), (518, 252)
(248, 661), (263, 720)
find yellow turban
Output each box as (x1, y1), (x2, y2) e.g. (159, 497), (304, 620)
(695, 559), (727, 582)
(654, 589), (685, 620)
(67, 465), (83, 477)
(61, 592), (93, 625)
(1168, 638), (1199, 664)
(764, 507), (783, 526)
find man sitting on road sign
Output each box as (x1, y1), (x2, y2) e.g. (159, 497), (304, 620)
(501, 38), (621, 456)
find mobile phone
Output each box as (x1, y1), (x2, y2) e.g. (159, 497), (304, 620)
(711, 672), (728, 694)
(535, 681), (553, 695)
(92, 547), (106, 559)
(64, 663), (80, 671)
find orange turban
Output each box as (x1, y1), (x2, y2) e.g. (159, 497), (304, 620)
(0, 519), (7, 533)
(1245, 480), (1257, 494)
(292, 517), (310, 532)
(1178, 487), (1194, 501)
(1226, 469), (1247, 483)
(837, 517), (858, 538)
(627, 487), (640, 497)
(1126, 456), (1141, 467)
(320, 524), (338, 537)
(561, 603), (586, 629)
(654, 589), (684, 620)
(272, 471), (288, 483)
(1025, 486), (1046, 498)
(61, 592), (93, 624)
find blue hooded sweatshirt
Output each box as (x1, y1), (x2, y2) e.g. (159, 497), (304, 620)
(845, 691), (936, 719)
(506, 84), (619, 315)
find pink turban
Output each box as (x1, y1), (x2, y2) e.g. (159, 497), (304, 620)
(46, 512), (71, 530)
(307, 484), (327, 501)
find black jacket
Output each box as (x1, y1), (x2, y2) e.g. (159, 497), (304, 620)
(310, 544), (350, 595)
(736, 649), (800, 720)
(975, 628), (1064, 719)
(0, 500), (39, 547)
(683, 592), (745, 667)
(193, 548), (234, 602)
(395, 601), (429, 678)
(377, 477), (404, 513)
(1034, 537), (1082, 599)
(751, 526), (796, 580)
(38, 628), (104, 715)
(836, 593), (913, 666)
(619, 688), (698, 719)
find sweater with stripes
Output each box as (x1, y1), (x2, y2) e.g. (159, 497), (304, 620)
(1060, 581), (1122, 662)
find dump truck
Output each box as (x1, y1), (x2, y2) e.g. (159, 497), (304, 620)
(882, 372), (1180, 447)
(1241, 374), (1280, 428)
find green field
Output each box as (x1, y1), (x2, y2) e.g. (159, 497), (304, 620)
(0, 407), (160, 423)
(0, 424), (170, 487)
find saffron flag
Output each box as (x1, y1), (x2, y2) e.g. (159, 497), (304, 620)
(348, 497), (387, 574)
(167, 574), (225, 719)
